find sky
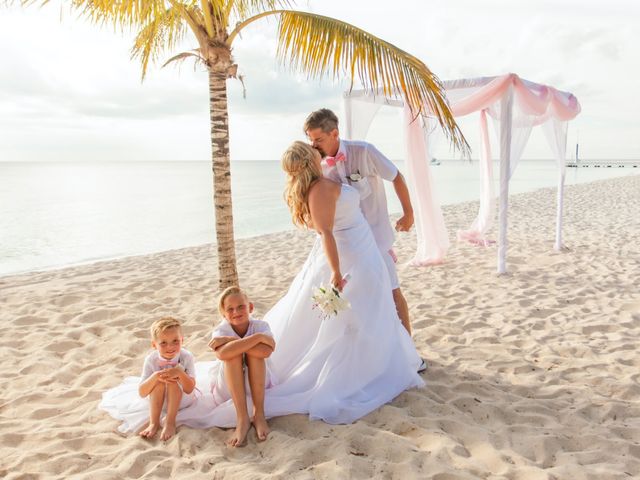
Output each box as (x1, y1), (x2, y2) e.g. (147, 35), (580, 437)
(0, 0), (638, 162)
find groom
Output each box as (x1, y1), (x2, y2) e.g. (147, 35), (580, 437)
(304, 109), (422, 355)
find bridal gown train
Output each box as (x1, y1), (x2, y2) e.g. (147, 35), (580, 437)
(100, 184), (424, 432)
(185, 183), (424, 427)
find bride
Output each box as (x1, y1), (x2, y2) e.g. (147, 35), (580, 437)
(174, 141), (423, 429)
(258, 141), (424, 424)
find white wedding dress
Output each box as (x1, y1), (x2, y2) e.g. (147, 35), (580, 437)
(262, 183), (424, 423)
(100, 184), (424, 431)
(189, 183), (423, 427)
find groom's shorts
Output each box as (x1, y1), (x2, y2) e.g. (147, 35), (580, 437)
(383, 248), (400, 290)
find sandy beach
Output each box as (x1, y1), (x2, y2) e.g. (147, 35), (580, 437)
(1, 174), (639, 479)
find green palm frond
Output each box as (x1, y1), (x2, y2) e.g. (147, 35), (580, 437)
(275, 11), (468, 153)
(74, 0), (170, 28)
(198, 0), (227, 37)
(132, 5), (189, 79)
(162, 49), (206, 68)
(73, 0), (219, 38)
(227, 0), (290, 22)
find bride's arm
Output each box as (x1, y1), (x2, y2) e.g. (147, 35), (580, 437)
(308, 180), (345, 291)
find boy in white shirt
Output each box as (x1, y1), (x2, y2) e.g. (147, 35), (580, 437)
(208, 286), (276, 447)
(138, 317), (197, 440)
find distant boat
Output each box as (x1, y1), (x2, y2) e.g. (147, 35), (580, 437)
(567, 142), (580, 168)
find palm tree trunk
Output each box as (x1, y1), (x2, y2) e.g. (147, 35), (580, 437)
(208, 68), (238, 290)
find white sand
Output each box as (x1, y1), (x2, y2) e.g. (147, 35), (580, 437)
(1, 175), (639, 479)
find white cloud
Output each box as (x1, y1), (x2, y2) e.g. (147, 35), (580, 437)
(0, 0), (639, 162)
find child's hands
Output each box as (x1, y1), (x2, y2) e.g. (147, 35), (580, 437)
(256, 333), (276, 349)
(161, 366), (182, 382)
(208, 336), (236, 352)
(154, 368), (180, 384)
(151, 371), (169, 384)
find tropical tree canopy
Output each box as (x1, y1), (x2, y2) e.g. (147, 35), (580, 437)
(33, 0), (467, 150)
(15, 0), (468, 289)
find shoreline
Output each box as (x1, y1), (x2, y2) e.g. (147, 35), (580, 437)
(1, 174), (639, 478)
(2, 173), (637, 282)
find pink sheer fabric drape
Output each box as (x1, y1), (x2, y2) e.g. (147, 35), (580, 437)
(449, 75), (512, 117)
(343, 94), (450, 265)
(457, 109), (495, 245)
(343, 73), (581, 269)
(403, 105), (449, 265)
(450, 74), (580, 120)
(447, 74), (580, 247)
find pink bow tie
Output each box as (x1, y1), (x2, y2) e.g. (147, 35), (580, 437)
(325, 152), (346, 167)
(158, 359), (178, 369)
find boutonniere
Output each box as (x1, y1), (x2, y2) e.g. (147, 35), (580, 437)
(348, 170), (362, 182)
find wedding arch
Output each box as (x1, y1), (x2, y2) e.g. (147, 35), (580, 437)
(343, 73), (582, 273)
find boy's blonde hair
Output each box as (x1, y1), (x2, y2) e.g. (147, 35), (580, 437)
(150, 316), (182, 340)
(218, 286), (249, 316)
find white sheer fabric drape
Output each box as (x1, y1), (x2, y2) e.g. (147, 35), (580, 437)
(488, 102), (534, 181)
(343, 90), (401, 140)
(343, 74), (580, 272)
(344, 96), (383, 140)
(453, 84), (537, 246)
(542, 118), (569, 250)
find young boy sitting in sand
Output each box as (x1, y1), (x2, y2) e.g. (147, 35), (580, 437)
(138, 317), (196, 440)
(208, 286), (276, 447)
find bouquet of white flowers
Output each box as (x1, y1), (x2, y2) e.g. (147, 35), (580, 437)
(312, 275), (351, 319)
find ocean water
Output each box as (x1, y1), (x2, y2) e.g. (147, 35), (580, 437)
(0, 160), (636, 276)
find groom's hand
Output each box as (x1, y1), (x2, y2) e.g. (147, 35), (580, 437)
(395, 212), (414, 232)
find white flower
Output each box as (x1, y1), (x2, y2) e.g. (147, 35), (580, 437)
(312, 283), (351, 319)
(348, 172), (362, 182)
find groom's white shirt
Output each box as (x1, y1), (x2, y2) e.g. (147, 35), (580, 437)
(322, 139), (398, 252)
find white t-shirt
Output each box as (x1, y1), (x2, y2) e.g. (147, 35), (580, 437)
(210, 318), (273, 342)
(208, 318), (275, 405)
(322, 139), (398, 251)
(140, 348), (196, 383)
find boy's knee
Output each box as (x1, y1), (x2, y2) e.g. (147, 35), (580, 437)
(224, 354), (244, 366)
(246, 355), (265, 367)
(151, 382), (166, 395)
(166, 382), (182, 393)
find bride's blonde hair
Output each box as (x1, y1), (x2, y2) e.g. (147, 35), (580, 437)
(281, 141), (322, 228)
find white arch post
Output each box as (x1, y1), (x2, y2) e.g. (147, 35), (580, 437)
(497, 85), (513, 274)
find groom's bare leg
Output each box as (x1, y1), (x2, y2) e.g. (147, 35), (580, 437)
(393, 288), (411, 336)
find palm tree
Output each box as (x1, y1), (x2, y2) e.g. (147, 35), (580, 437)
(19, 0), (467, 289)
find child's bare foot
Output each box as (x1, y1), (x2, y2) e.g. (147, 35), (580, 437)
(160, 421), (176, 441)
(227, 418), (251, 447)
(139, 423), (160, 439)
(252, 414), (270, 442)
